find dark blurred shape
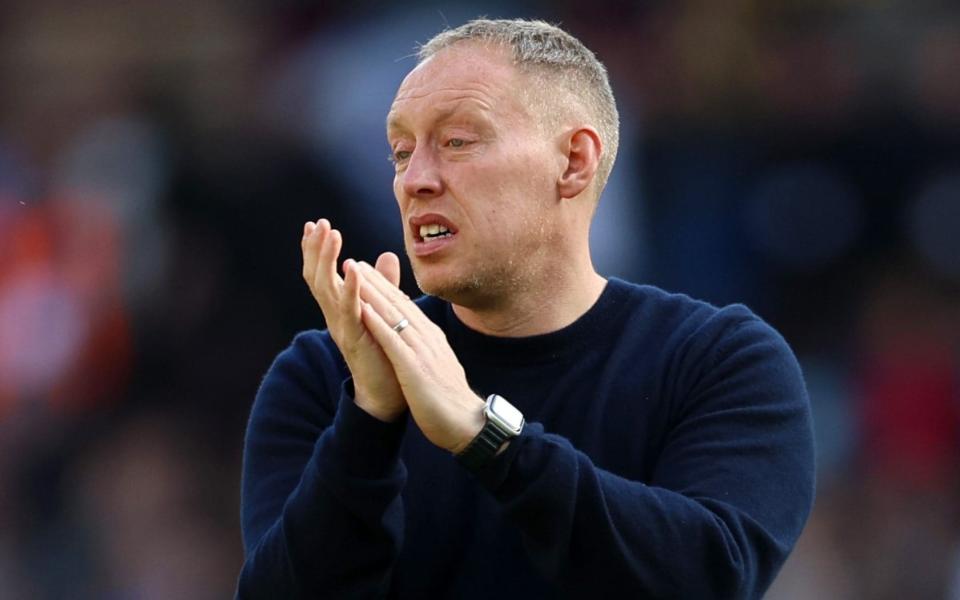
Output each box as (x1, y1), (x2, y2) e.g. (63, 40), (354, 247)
(65, 410), (240, 599)
(743, 162), (863, 270)
(908, 169), (960, 281)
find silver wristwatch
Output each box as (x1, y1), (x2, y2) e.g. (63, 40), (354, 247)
(456, 394), (525, 472)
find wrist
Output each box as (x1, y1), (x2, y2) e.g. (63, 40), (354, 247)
(455, 394), (525, 472)
(353, 387), (406, 423)
(450, 397), (486, 454)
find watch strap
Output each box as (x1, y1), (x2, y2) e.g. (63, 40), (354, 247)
(456, 394), (522, 472)
(456, 418), (512, 472)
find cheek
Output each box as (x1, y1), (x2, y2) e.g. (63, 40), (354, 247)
(393, 177), (410, 214)
(511, 140), (557, 193)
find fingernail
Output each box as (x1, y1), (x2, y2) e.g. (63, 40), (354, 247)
(303, 222), (314, 236)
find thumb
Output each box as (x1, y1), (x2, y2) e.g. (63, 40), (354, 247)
(374, 252), (401, 287)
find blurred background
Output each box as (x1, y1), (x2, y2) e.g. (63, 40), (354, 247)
(0, 0), (958, 598)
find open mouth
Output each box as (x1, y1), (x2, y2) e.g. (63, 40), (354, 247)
(410, 214), (459, 245)
(417, 223), (455, 242)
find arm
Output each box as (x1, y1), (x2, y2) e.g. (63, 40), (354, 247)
(237, 220), (411, 598)
(236, 334), (408, 599)
(474, 313), (815, 598)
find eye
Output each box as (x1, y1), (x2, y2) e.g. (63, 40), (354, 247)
(389, 149), (412, 163)
(448, 138), (466, 148)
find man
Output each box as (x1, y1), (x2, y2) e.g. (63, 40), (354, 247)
(238, 19), (814, 599)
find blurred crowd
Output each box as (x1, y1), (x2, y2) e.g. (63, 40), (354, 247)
(0, 1), (958, 598)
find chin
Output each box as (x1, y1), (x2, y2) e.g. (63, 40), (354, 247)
(413, 267), (482, 303)
(417, 270), (520, 314)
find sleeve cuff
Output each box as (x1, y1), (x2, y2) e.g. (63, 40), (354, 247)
(319, 378), (408, 478)
(471, 421), (544, 491)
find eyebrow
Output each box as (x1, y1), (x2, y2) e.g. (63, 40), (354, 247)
(386, 103), (493, 136)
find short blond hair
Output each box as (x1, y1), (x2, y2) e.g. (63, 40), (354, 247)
(418, 19), (620, 194)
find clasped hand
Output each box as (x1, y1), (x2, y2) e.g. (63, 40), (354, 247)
(302, 219), (484, 453)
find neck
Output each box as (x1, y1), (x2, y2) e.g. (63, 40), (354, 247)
(451, 256), (607, 337)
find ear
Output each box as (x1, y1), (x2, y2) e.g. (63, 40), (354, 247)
(557, 127), (602, 200)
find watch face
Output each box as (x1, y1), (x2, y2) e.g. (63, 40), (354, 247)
(488, 395), (524, 433)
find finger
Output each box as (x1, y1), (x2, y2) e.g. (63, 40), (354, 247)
(301, 219), (329, 285)
(361, 300), (417, 365)
(302, 220), (316, 240)
(357, 261), (435, 331)
(343, 259), (361, 317)
(374, 252), (401, 288)
(357, 260), (409, 302)
(301, 221), (318, 282)
(300, 220), (318, 250)
(340, 259), (366, 338)
(356, 269), (414, 339)
(315, 227), (344, 301)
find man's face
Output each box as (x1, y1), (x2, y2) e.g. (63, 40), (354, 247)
(386, 44), (562, 307)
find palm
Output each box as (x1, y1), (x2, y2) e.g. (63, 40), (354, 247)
(302, 219), (406, 421)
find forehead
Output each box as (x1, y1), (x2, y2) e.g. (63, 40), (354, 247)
(387, 44), (529, 130)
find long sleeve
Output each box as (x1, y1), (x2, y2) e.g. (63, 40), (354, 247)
(471, 310), (815, 599)
(236, 332), (408, 599)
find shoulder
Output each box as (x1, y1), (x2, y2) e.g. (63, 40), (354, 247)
(609, 278), (801, 391)
(608, 278), (765, 345)
(252, 328), (348, 423)
(270, 328), (345, 383)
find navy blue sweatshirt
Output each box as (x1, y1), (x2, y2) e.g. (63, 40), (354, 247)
(237, 278), (815, 598)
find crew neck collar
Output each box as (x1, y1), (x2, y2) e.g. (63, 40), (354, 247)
(437, 278), (633, 366)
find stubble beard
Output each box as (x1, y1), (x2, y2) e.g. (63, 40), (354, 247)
(408, 208), (555, 310)
(411, 256), (525, 310)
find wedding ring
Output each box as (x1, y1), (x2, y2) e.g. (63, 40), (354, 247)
(392, 318), (410, 333)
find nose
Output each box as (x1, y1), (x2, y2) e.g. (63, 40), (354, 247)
(400, 146), (443, 199)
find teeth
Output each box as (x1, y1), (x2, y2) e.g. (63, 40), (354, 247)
(419, 223), (450, 238)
